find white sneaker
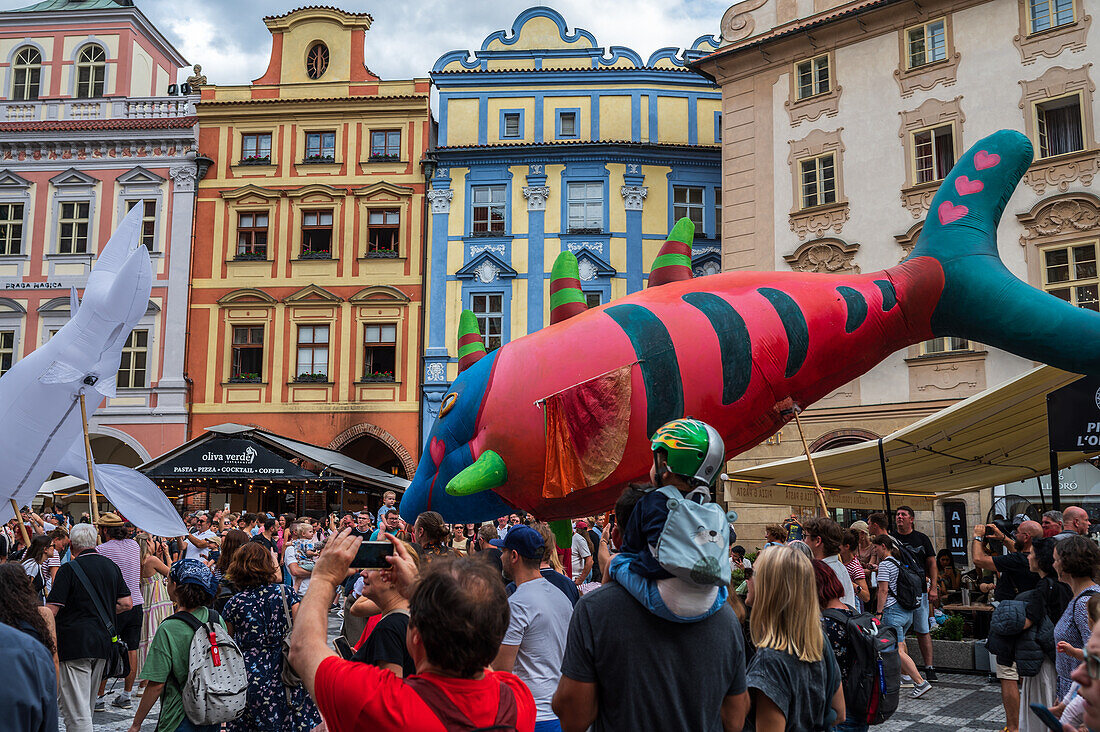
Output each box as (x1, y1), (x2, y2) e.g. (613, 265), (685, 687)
(910, 680), (932, 698)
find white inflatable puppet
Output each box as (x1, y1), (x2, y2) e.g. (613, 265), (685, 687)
(0, 205), (186, 537)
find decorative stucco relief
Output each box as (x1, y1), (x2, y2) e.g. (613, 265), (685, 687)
(1013, 0), (1091, 64)
(783, 238), (860, 274)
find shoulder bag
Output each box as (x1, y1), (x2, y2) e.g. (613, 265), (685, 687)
(69, 558), (131, 679)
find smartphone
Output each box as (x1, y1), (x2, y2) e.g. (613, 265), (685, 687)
(332, 636), (354, 660)
(351, 540), (394, 569)
(1029, 703), (1065, 732)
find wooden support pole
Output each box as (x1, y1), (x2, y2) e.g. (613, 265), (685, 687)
(78, 392), (100, 523)
(10, 499), (30, 547)
(793, 409), (829, 517)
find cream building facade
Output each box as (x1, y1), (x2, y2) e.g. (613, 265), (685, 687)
(696, 0), (1099, 547)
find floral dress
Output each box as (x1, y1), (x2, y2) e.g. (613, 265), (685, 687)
(222, 583), (321, 731)
(137, 574), (172, 674)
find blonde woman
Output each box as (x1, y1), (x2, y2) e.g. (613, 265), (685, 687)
(747, 545), (845, 731)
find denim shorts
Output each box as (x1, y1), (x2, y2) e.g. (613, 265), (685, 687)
(882, 602), (914, 642)
(911, 592), (931, 634)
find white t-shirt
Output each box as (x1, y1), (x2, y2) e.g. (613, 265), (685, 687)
(503, 578), (574, 721)
(876, 556), (900, 609)
(184, 530), (217, 561)
(823, 553), (856, 607)
(570, 532), (592, 580)
(284, 545), (310, 593)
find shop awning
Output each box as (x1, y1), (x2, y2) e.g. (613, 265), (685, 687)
(141, 424), (410, 494)
(724, 365), (1100, 511)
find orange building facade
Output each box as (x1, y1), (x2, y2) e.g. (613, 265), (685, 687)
(188, 7), (429, 507)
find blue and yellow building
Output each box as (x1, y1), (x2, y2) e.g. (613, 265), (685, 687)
(422, 6), (722, 429)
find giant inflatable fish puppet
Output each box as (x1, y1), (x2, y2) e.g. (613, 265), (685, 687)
(402, 130), (1100, 530)
(0, 205), (186, 537)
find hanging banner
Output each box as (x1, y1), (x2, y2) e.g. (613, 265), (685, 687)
(144, 437), (317, 480)
(722, 479), (932, 512)
(942, 500), (969, 565)
(1047, 375), (1100, 451)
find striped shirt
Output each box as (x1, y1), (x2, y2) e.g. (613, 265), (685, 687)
(845, 556), (866, 583)
(96, 539), (143, 607)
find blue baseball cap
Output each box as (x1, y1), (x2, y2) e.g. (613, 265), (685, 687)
(490, 525), (545, 559)
(169, 559), (218, 596)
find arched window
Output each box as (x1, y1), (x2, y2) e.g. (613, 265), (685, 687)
(12, 47), (41, 101)
(75, 45), (106, 98)
(306, 43), (329, 80)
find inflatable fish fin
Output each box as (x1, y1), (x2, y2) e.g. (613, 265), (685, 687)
(94, 371), (117, 398)
(457, 310), (488, 374)
(549, 251), (588, 325)
(446, 450), (507, 496)
(647, 217), (695, 288)
(549, 519), (573, 549)
(69, 286), (80, 319)
(39, 360), (85, 384)
(910, 130), (1100, 374)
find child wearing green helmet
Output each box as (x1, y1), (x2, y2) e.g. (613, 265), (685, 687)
(607, 418), (736, 623)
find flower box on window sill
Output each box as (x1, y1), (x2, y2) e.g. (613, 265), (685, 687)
(301, 155), (336, 164)
(228, 374), (262, 384)
(298, 251), (333, 260)
(360, 373), (395, 383)
(368, 154), (400, 163)
(295, 373), (329, 383)
(566, 227), (604, 235)
(366, 250), (399, 259)
(239, 156), (271, 166)
(469, 230), (508, 238)
(233, 252), (267, 261)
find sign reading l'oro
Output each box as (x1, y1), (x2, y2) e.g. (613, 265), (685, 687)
(721, 478), (932, 512)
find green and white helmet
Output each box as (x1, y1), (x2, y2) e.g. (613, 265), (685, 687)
(650, 418), (725, 487)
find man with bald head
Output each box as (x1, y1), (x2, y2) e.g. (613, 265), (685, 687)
(972, 519), (1042, 732)
(1055, 506), (1091, 540)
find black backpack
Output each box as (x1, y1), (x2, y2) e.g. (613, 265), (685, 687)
(882, 553), (922, 611)
(823, 608), (900, 725)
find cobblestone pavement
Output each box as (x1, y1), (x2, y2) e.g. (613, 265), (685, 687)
(882, 672), (1007, 731)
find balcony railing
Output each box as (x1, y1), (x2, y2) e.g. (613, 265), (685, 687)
(0, 95), (197, 123)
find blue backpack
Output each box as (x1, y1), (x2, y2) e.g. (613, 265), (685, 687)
(652, 485), (732, 586)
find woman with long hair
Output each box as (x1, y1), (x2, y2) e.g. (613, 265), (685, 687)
(1052, 535), (1100, 696)
(222, 542), (321, 731)
(746, 545), (844, 731)
(0, 563), (58, 681)
(413, 511), (453, 563)
(814, 559), (865, 732)
(135, 533), (171, 680)
(21, 533), (54, 600)
(1016, 537), (1071, 732)
(214, 528), (249, 585)
(871, 534), (931, 697)
(936, 549), (962, 603)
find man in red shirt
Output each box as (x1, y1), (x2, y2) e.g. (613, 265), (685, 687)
(290, 528), (536, 732)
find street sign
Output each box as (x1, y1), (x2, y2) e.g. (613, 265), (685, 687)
(942, 500), (968, 565)
(1047, 375), (1100, 451)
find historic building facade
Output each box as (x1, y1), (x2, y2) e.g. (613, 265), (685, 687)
(696, 0), (1100, 541)
(422, 6), (723, 431)
(0, 0), (201, 468)
(189, 7), (429, 487)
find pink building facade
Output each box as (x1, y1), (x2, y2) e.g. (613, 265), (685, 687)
(0, 0), (205, 470)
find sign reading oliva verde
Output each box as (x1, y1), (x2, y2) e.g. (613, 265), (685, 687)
(145, 437), (317, 479)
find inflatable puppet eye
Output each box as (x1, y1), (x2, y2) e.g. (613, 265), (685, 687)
(440, 392), (458, 417)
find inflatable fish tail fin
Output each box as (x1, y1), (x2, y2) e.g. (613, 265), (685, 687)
(648, 217), (695, 288)
(549, 251), (587, 324)
(909, 129), (1100, 375)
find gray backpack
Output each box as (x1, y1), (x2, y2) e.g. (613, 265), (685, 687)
(167, 609), (248, 725)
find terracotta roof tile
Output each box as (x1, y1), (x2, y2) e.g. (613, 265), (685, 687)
(433, 65), (697, 75)
(197, 94), (427, 106)
(0, 116), (197, 132)
(263, 5), (372, 21)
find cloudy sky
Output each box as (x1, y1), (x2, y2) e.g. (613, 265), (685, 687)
(0, 0), (730, 83)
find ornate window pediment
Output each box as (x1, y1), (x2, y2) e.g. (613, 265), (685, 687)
(352, 182), (413, 200)
(221, 184), (281, 202)
(895, 222), (923, 262)
(0, 171), (31, 190)
(783, 238), (860, 274)
(1017, 192), (1100, 247)
(572, 248), (616, 281)
(283, 284), (342, 304)
(217, 289), (277, 307)
(350, 285), (410, 304)
(455, 251), (518, 284)
(285, 184), (345, 200)
(50, 168), (96, 188)
(117, 167), (165, 186)
(692, 250), (722, 277)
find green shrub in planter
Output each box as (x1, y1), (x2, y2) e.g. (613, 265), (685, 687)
(931, 613), (965, 641)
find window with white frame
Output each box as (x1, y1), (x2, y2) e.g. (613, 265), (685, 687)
(75, 45), (105, 99)
(795, 55), (830, 99)
(0, 330), (14, 376)
(471, 293), (503, 351)
(295, 325), (329, 380)
(799, 154), (837, 209)
(300, 210), (333, 258)
(1036, 95), (1085, 158)
(1042, 241), (1098, 310)
(913, 125), (956, 184)
(920, 337), (970, 355)
(906, 19), (947, 68)
(367, 209), (399, 256)
(673, 186), (706, 233)
(1029, 0), (1075, 33)
(236, 212), (268, 258)
(305, 131), (335, 161)
(558, 111), (578, 137)
(471, 185), (506, 235)
(363, 323), (396, 380)
(503, 113), (521, 138)
(567, 182), (603, 233)
(58, 201), (90, 254)
(117, 330), (148, 388)
(126, 200), (156, 251)
(12, 47), (40, 101)
(0, 203), (23, 255)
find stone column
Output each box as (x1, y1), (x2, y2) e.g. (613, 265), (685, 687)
(621, 166), (647, 293)
(523, 164), (550, 334)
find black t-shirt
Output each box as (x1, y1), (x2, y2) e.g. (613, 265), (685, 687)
(507, 568), (580, 606)
(46, 553), (128, 662)
(892, 530), (935, 583)
(349, 528), (372, 541)
(561, 582), (747, 732)
(351, 610), (415, 677)
(251, 534), (276, 553)
(992, 551), (1040, 601)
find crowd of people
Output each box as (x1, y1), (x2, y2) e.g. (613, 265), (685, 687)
(4, 432), (1100, 731)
